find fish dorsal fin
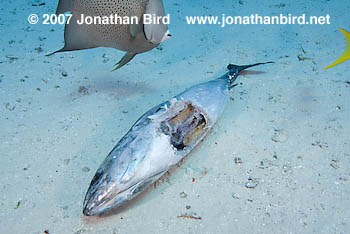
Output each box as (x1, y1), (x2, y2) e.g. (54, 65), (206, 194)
(144, 0), (169, 44)
(48, 14), (97, 55)
(324, 28), (350, 69)
(56, 0), (72, 14)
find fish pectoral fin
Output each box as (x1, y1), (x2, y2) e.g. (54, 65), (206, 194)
(129, 21), (143, 38)
(324, 28), (350, 69)
(111, 52), (137, 71)
(131, 170), (167, 195)
(56, 0), (72, 14)
(128, 12), (143, 38)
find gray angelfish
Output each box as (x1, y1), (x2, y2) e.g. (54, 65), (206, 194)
(49, 0), (171, 70)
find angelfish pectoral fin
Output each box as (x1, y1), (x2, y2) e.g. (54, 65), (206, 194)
(111, 52), (137, 71)
(324, 28), (350, 69)
(128, 12), (143, 38)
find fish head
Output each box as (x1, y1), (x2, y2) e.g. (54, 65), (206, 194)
(83, 168), (126, 216)
(83, 166), (157, 216)
(83, 134), (157, 216)
(160, 29), (172, 43)
(144, 23), (171, 44)
(83, 172), (141, 216)
(82, 155), (141, 216)
(144, 0), (171, 45)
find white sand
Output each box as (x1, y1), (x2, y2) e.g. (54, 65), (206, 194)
(0, 0), (349, 233)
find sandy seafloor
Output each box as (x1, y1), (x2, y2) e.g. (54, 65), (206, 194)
(1, 0), (350, 233)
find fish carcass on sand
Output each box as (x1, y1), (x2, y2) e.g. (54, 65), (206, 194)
(50, 0), (171, 70)
(83, 62), (273, 216)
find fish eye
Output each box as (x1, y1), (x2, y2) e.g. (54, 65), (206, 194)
(167, 34), (172, 37)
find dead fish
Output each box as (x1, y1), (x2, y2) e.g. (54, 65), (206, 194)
(83, 61), (273, 216)
(49, 0), (171, 70)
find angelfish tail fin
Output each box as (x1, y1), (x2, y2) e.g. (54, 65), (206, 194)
(324, 28), (350, 69)
(111, 52), (137, 71)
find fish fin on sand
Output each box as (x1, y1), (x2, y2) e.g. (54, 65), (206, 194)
(111, 52), (137, 71)
(56, 0), (72, 14)
(46, 13), (97, 56)
(324, 28), (350, 69)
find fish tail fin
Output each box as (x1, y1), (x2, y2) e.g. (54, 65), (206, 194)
(324, 28), (350, 69)
(226, 61), (274, 86)
(111, 52), (137, 71)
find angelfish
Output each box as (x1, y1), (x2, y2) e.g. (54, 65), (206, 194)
(83, 61), (273, 216)
(324, 28), (350, 69)
(50, 0), (171, 70)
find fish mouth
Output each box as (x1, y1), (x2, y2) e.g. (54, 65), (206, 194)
(83, 181), (122, 216)
(83, 178), (155, 216)
(82, 179), (140, 216)
(83, 203), (97, 216)
(82, 173), (121, 216)
(83, 189), (126, 216)
(82, 192), (105, 216)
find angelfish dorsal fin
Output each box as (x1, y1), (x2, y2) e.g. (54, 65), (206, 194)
(56, 0), (72, 14)
(47, 14), (97, 56)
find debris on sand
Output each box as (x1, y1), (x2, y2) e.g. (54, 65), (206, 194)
(177, 212), (202, 220)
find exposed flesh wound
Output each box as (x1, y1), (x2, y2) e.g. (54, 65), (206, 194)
(160, 104), (206, 150)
